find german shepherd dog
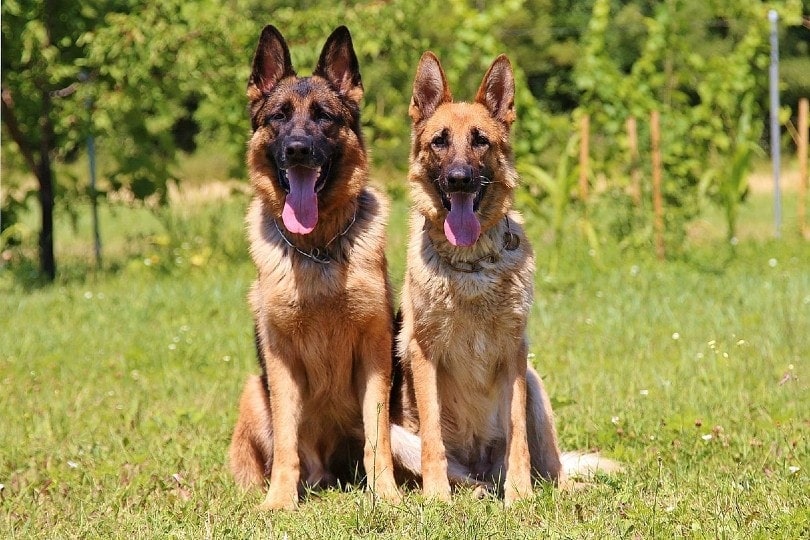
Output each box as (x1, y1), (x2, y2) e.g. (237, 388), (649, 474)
(228, 25), (400, 510)
(391, 52), (619, 504)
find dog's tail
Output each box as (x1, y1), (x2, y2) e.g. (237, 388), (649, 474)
(560, 451), (623, 481)
(392, 425), (622, 485)
(390, 424), (475, 484)
(229, 375), (274, 489)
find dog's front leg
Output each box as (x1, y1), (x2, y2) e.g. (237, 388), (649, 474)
(502, 340), (533, 505)
(259, 344), (304, 511)
(356, 322), (401, 503)
(408, 339), (452, 501)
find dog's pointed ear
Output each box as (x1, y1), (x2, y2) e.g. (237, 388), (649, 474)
(248, 25), (295, 101)
(409, 52), (452, 124)
(314, 26), (363, 104)
(475, 55), (515, 126)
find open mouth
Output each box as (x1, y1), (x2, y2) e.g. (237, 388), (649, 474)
(278, 164), (328, 194)
(441, 185), (486, 247)
(439, 184), (486, 213)
(278, 164), (329, 235)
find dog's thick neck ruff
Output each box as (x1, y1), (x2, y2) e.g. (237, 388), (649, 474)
(272, 204), (358, 264)
(424, 215), (519, 273)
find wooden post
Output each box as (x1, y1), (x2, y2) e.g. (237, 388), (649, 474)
(798, 98), (808, 238)
(651, 110), (665, 260)
(579, 113), (590, 202)
(627, 116), (641, 206)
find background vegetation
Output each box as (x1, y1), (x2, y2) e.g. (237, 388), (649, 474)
(2, 0), (808, 278)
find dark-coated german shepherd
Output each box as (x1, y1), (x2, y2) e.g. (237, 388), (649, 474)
(228, 25), (400, 510)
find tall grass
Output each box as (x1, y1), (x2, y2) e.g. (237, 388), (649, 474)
(1, 187), (807, 538)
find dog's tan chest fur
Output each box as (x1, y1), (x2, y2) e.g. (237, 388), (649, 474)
(247, 189), (390, 417)
(400, 214), (535, 453)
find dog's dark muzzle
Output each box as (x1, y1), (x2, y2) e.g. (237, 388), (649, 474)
(438, 165), (486, 211)
(272, 136), (329, 193)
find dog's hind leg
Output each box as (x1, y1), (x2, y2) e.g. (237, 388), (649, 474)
(300, 443), (337, 490)
(229, 375), (275, 489)
(525, 367), (564, 484)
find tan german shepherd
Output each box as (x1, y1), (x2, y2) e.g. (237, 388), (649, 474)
(391, 52), (619, 504)
(228, 25), (400, 510)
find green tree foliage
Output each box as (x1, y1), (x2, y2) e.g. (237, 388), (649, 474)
(572, 0), (802, 249)
(1, 0), (114, 280)
(1, 0), (253, 279)
(82, 0), (253, 198)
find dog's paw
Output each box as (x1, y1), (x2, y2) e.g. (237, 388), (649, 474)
(503, 479), (533, 506)
(470, 482), (496, 500)
(371, 483), (403, 505)
(422, 479), (452, 503)
(258, 488), (299, 511)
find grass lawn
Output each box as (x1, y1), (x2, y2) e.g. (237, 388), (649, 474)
(1, 184), (808, 538)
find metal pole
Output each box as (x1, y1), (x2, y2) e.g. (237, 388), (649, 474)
(87, 128), (101, 268)
(80, 69), (101, 269)
(769, 9), (782, 238)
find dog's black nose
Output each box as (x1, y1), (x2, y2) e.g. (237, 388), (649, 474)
(284, 139), (312, 160)
(446, 166), (474, 192)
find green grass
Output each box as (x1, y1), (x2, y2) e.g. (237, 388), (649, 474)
(1, 187), (808, 538)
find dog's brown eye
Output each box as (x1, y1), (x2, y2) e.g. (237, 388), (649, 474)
(473, 133), (490, 148)
(267, 111), (287, 124)
(313, 106), (334, 123)
(431, 135), (447, 148)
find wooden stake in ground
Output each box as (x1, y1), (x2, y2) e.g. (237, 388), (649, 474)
(798, 98), (808, 238)
(579, 113), (590, 202)
(627, 116), (641, 206)
(651, 110), (665, 260)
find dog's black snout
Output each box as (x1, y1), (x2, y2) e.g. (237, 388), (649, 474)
(446, 166), (475, 192)
(284, 138), (312, 161)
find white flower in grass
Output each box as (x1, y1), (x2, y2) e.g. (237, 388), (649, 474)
(672, 332), (680, 340)
(701, 433), (713, 441)
(639, 389), (649, 396)
(788, 465), (800, 474)
(768, 258), (777, 268)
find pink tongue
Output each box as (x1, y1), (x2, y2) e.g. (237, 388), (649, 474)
(443, 192), (481, 247)
(281, 166), (319, 234)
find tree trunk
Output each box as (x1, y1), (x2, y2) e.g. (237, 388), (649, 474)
(37, 89), (56, 281)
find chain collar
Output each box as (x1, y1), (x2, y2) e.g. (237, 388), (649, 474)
(273, 208), (357, 264)
(431, 216), (520, 273)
